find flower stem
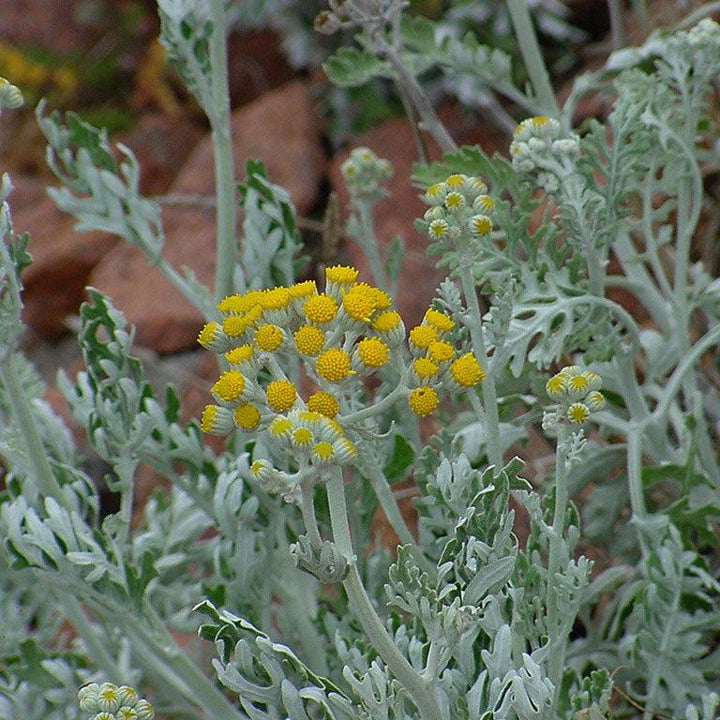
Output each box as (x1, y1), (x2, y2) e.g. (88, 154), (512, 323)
(505, 0), (560, 117)
(546, 422), (570, 711)
(458, 266), (502, 471)
(209, 0), (238, 301)
(325, 469), (443, 720)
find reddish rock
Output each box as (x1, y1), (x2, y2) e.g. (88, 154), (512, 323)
(9, 175), (119, 338)
(0, 0), (103, 54)
(173, 80), (324, 214)
(90, 79), (326, 353)
(117, 113), (205, 196)
(328, 111), (506, 328)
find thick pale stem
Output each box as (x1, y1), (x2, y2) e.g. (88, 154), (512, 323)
(209, 0), (238, 300)
(325, 469), (443, 720)
(506, 0), (560, 117)
(546, 423), (570, 711)
(458, 266), (502, 471)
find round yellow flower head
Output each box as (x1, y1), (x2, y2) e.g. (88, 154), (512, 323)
(427, 340), (455, 363)
(373, 310), (405, 344)
(444, 191), (466, 211)
(326, 265), (359, 285)
(469, 214), (493, 237)
(450, 353), (485, 387)
(212, 371), (247, 402)
(567, 373), (590, 400)
(312, 441), (335, 463)
(201, 404), (233, 434)
(473, 195), (495, 213)
(545, 374), (567, 401)
(342, 286), (377, 322)
(260, 287), (292, 311)
(217, 289), (263, 314)
(269, 416), (293, 438)
(408, 386), (440, 416)
(255, 323), (284, 352)
(292, 427), (314, 447)
(266, 380), (297, 412)
(307, 391), (340, 418)
(587, 390), (606, 411)
(444, 173), (467, 190)
(225, 344), (255, 366)
(294, 325), (326, 356)
(234, 404), (261, 431)
(424, 308), (455, 333)
(409, 325), (438, 350)
(357, 337), (390, 368)
(424, 182), (447, 205)
(316, 348), (354, 382)
(197, 321), (226, 350)
(98, 683), (121, 713)
(304, 294), (338, 324)
(567, 402), (590, 424)
(428, 218), (450, 240)
(289, 280), (317, 299)
(413, 356), (440, 380)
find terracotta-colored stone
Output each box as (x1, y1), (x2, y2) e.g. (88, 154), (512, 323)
(9, 175), (119, 338)
(90, 80), (326, 353)
(117, 113), (205, 196)
(328, 111), (506, 328)
(0, 0), (103, 55)
(173, 80), (324, 215)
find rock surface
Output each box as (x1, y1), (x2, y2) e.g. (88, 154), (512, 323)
(90, 80), (326, 353)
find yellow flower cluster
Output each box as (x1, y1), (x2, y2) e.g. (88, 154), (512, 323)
(198, 266), (487, 494)
(406, 308), (485, 416)
(545, 365), (605, 426)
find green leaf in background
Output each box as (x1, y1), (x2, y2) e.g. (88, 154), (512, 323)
(323, 46), (391, 87)
(383, 435), (415, 482)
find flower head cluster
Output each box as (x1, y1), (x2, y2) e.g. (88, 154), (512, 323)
(78, 682), (154, 720)
(509, 116), (580, 192)
(419, 173), (497, 267)
(199, 266), (485, 498)
(407, 308), (485, 416)
(341, 147), (392, 201)
(542, 365), (605, 436)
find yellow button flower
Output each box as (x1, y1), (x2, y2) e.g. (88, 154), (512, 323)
(292, 427), (314, 447)
(266, 380), (297, 412)
(326, 265), (359, 285)
(409, 325), (438, 350)
(201, 404), (233, 434)
(357, 337), (390, 368)
(450, 353), (485, 387)
(255, 324), (284, 352)
(260, 287), (292, 311)
(294, 325), (326, 355)
(312, 441), (335, 463)
(307, 391), (340, 418)
(304, 294), (338, 324)
(225, 344), (255, 365)
(408, 387), (439, 416)
(342, 287), (377, 322)
(234, 404), (261, 430)
(413, 357), (440, 380)
(288, 280), (317, 299)
(427, 340), (455, 363)
(424, 309), (455, 333)
(269, 416), (293, 438)
(212, 371), (247, 402)
(316, 348), (353, 382)
(567, 402), (590, 424)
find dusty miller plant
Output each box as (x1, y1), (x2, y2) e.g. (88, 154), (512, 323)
(1, 2), (719, 720)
